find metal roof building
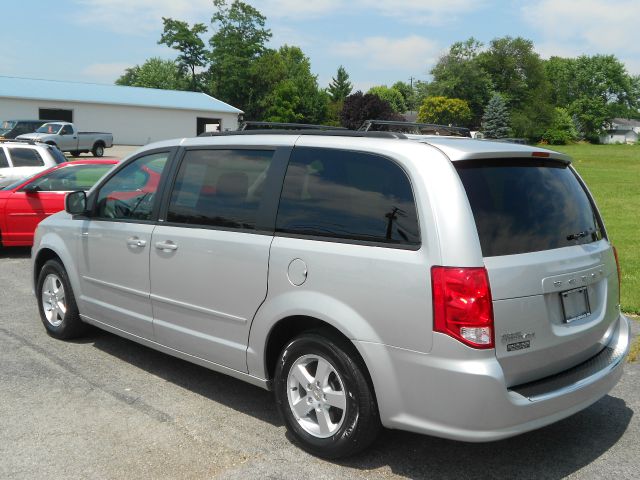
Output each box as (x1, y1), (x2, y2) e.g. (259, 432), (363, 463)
(0, 76), (242, 145)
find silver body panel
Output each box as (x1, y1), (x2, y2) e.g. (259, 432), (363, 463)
(32, 133), (630, 442)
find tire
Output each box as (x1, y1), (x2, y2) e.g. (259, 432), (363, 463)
(36, 259), (86, 339)
(92, 143), (104, 157)
(274, 331), (381, 459)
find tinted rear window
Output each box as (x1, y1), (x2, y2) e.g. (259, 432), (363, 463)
(276, 147), (420, 247)
(456, 159), (603, 257)
(9, 148), (45, 167)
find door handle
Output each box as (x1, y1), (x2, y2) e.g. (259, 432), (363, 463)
(155, 240), (178, 251)
(126, 237), (147, 248)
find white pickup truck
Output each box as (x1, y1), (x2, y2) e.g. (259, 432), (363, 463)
(17, 122), (113, 157)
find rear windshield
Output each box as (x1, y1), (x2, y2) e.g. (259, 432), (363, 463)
(455, 159), (603, 257)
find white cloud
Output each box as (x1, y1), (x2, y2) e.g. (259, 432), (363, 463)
(72, 0), (211, 34)
(81, 62), (132, 81)
(360, 0), (487, 25)
(334, 35), (440, 72)
(522, 0), (640, 73)
(247, 0), (342, 19)
(250, 0), (484, 24)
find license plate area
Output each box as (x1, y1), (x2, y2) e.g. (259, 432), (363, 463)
(561, 286), (591, 323)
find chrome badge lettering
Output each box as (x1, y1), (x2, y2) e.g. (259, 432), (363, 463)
(501, 331), (536, 345)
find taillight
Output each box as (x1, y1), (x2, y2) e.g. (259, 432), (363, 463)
(431, 266), (494, 349)
(613, 246), (621, 304)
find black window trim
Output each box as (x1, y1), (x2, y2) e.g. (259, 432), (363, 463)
(83, 146), (178, 224)
(273, 145), (423, 251)
(157, 144), (291, 235)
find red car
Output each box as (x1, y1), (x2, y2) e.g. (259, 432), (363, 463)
(0, 159), (117, 247)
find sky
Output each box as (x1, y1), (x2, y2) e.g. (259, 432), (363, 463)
(1, 0), (639, 94)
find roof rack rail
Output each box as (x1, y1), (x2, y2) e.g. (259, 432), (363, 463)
(0, 138), (43, 146)
(238, 121), (348, 131)
(199, 129), (407, 139)
(358, 120), (472, 138)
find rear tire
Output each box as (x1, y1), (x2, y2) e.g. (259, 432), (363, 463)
(36, 259), (86, 339)
(92, 143), (104, 157)
(274, 331), (380, 459)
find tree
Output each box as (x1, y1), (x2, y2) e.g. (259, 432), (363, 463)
(327, 66), (353, 102)
(392, 81), (416, 111)
(368, 85), (407, 113)
(479, 36), (552, 141)
(428, 38), (492, 125)
(542, 107), (578, 145)
(208, 0), (272, 114)
(569, 55), (638, 140)
(417, 96), (472, 126)
(158, 17), (208, 90)
(478, 37), (550, 110)
(115, 58), (188, 90)
(482, 94), (511, 138)
(340, 92), (403, 129)
(261, 46), (329, 124)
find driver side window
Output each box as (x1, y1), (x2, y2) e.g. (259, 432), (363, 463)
(94, 152), (169, 221)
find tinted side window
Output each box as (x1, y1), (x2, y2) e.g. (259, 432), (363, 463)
(61, 125), (73, 135)
(456, 159), (603, 257)
(9, 148), (45, 167)
(276, 147), (420, 247)
(167, 149), (274, 230)
(95, 152), (169, 220)
(0, 148), (8, 168)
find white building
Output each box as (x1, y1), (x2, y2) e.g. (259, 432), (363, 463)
(600, 118), (640, 144)
(0, 76), (242, 145)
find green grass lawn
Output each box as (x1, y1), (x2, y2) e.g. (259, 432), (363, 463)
(540, 143), (640, 314)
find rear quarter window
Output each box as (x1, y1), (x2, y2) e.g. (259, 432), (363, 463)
(8, 148), (45, 167)
(276, 147), (420, 248)
(456, 159), (603, 257)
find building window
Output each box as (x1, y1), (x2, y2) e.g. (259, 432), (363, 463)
(39, 108), (73, 123)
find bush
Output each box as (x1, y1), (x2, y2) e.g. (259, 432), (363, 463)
(542, 107), (578, 145)
(417, 96), (472, 126)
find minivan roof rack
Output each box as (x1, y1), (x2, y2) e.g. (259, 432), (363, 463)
(359, 120), (472, 138)
(238, 121), (348, 131)
(199, 129), (408, 139)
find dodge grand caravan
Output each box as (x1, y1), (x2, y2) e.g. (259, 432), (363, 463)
(32, 131), (631, 458)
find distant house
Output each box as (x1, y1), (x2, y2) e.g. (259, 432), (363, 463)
(600, 118), (640, 144)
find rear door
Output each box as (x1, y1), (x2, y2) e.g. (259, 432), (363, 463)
(455, 158), (619, 386)
(0, 147), (13, 187)
(149, 146), (287, 372)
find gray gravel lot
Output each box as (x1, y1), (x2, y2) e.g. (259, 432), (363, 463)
(1, 248), (638, 479)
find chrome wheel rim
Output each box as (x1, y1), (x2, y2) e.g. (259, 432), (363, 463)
(286, 354), (347, 438)
(41, 274), (66, 327)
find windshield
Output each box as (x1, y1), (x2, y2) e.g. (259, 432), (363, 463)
(0, 120), (16, 134)
(36, 123), (63, 134)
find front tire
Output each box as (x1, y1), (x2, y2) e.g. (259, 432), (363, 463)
(274, 332), (380, 458)
(37, 259), (86, 339)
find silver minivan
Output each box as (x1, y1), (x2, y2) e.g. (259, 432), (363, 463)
(32, 131), (631, 458)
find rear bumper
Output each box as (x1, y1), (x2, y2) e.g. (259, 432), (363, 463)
(355, 313), (631, 442)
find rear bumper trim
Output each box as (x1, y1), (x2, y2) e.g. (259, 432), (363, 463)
(509, 314), (631, 402)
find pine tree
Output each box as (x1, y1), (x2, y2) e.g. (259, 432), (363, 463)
(482, 94), (511, 138)
(328, 66), (353, 102)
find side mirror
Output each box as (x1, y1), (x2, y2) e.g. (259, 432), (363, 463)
(65, 191), (87, 215)
(22, 183), (40, 193)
